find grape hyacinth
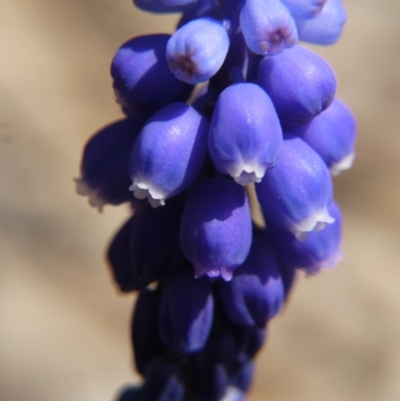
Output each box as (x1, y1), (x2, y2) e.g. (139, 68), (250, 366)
(75, 0), (355, 399)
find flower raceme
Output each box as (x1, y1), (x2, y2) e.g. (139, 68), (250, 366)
(75, 0), (355, 399)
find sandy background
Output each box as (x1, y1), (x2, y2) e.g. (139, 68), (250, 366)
(1, 0), (400, 400)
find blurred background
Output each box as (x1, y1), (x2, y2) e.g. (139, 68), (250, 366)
(1, 0), (400, 400)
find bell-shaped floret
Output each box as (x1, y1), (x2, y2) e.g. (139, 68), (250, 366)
(111, 35), (193, 115)
(291, 98), (356, 175)
(106, 215), (142, 292)
(295, 0), (347, 45)
(280, 0), (327, 19)
(180, 178), (252, 280)
(75, 117), (144, 211)
(239, 0), (298, 56)
(160, 269), (214, 355)
(219, 233), (285, 326)
(258, 45), (336, 126)
(208, 83), (282, 185)
(166, 17), (230, 84)
(131, 289), (166, 375)
(130, 196), (185, 286)
(130, 103), (209, 207)
(255, 135), (334, 238)
(267, 201), (343, 275)
(141, 359), (185, 401)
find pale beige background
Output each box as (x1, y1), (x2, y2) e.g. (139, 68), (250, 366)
(1, 1), (399, 400)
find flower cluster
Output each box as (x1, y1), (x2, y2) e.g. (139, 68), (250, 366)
(75, 0), (356, 400)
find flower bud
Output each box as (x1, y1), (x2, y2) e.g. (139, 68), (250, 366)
(295, 0), (347, 45)
(111, 35), (193, 115)
(208, 83), (282, 185)
(219, 233), (285, 326)
(129, 103), (209, 207)
(131, 289), (166, 375)
(130, 196), (185, 286)
(239, 0), (298, 56)
(106, 215), (142, 292)
(291, 98), (356, 175)
(255, 135), (334, 238)
(267, 200), (343, 274)
(180, 178), (252, 280)
(258, 44), (336, 126)
(166, 17), (230, 84)
(281, 0), (327, 19)
(75, 117), (144, 211)
(160, 269), (214, 355)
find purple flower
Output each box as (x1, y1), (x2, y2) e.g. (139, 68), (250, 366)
(295, 0), (347, 45)
(240, 0), (298, 56)
(208, 82), (282, 185)
(160, 269), (214, 355)
(281, 0), (327, 19)
(219, 232), (285, 326)
(111, 34), (193, 115)
(267, 200), (343, 274)
(256, 134), (334, 238)
(180, 177), (252, 280)
(129, 102), (209, 207)
(290, 98), (357, 175)
(166, 17), (230, 84)
(258, 44), (337, 126)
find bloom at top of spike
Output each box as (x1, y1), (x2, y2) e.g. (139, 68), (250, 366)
(240, 0), (298, 56)
(166, 17), (230, 84)
(281, 0), (327, 19)
(295, 0), (347, 45)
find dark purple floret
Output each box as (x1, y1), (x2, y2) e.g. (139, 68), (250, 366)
(131, 289), (166, 375)
(129, 196), (186, 286)
(160, 269), (214, 355)
(219, 233), (285, 327)
(75, 117), (144, 211)
(267, 200), (343, 275)
(180, 177), (252, 281)
(106, 215), (142, 292)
